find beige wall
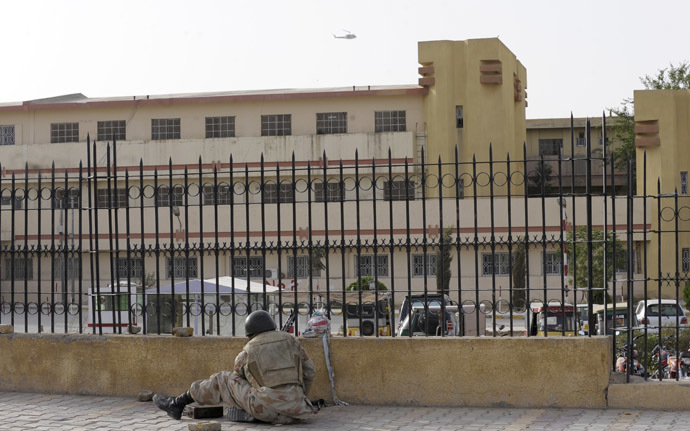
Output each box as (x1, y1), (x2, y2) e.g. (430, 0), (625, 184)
(634, 90), (690, 298)
(0, 332), (610, 408)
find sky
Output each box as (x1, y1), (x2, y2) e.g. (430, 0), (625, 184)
(2, 0), (689, 119)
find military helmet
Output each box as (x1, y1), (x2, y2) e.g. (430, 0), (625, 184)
(245, 310), (277, 337)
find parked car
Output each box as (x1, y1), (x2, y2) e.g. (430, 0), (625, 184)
(592, 302), (637, 335)
(397, 305), (460, 336)
(635, 299), (688, 329)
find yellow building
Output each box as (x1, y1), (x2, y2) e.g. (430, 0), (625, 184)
(0, 38), (649, 321)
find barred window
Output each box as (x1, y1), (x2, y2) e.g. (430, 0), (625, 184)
(261, 114), (291, 136)
(51, 122), (79, 143)
(457, 178), (465, 199)
(375, 111), (406, 132)
(314, 181), (344, 202)
(156, 185), (184, 207)
(53, 188), (80, 209)
(4, 257), (33, 280)
(113, 257), (143, 280)
(97, 120), (126, 141)
(355, 255), (388, 277)
(481, 252), (510, 276)
(264, 183), (294, 203)
(412, 254), (437, 277)
(232, 256), (265, 278)
(96, 189), (128, 208)
(0, 125), (15, 146)
(206, 116), (235, 138)
(681, 171), (688, 195)
(543, 252), (561, 275)
(288, 256), (321, 278)
(151, 118), (180, 140)
(538, 139), (562, 156)
(0, 194), (23, 209)
(683, 248), (690, 273)
(202, 184), (232, 205)
(166, 257), (198, 279)
(384, 180), (415, 201)
(316, 112), (347, 134)
(54, 257), (80, 280)
(576, 132), (586, 147)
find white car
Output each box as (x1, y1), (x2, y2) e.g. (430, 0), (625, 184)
(635, 299), (688, 328)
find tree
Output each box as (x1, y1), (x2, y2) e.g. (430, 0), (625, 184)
(511, 240), (527, 308)
(566, 227), (624, 304)
(435, 227), (454, 294)
(346, 276), (387, 291)
(609, 61), (690, 182)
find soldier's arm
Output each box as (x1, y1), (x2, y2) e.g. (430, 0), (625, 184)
(297, 339), (316, 395)
(234, 350), (248, 377)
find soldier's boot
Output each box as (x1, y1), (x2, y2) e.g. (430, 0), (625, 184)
(227, 406), (257, 423)
(153, 391), (194, 420)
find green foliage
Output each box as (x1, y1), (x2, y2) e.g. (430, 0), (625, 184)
(142, 272), (156, 287)
(684, 281), (690, 311)
(435, 227), (454, 294)
(609, 61), (690, 188)
(346, 276), (387, 291)
(311, 247), (326, 272)
(511, 240), (527, 307)
(566, 227), (622, 304)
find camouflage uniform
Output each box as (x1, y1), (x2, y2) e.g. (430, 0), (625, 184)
(189, 331), (317, 424)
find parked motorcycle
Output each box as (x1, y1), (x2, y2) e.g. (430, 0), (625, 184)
(616, 334), (647, 377)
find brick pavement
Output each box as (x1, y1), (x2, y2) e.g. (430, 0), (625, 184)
(0, 391), (688, 430)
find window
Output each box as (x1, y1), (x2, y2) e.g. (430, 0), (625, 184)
(538, 139), (562, 156)
(53, 188), (80, 209)
(576, 132), (586, 147)
(54, 257), (79, 280)
(288, 256), (321, 278)
(543, 252), (561, 275)
(206, 116), (235, 138)
(156, 185), (185, 207)
(4, 257), (33, 280)
(598, 137), (609, 146)
(232, 256), (265, 278)
(681, 172), (688, 195)
(166, 257), (198, 279)
(456, 178), (465, 199)
(151, 118), (180, 140)
(261, 114), (291, 136)
(683, 248), (690, 273)
(0, 194), (23, 209)
(97, 120), (126, 141)
(264, 183), (294, 203)
(314, 181), (344, 202)
(412, 254), (437, 277)
(202, 184), (232, 205)
(355, 255), (388, 277)
(481, 252), (510, 276)
(51, 122), (79, 143)
(375, 111), (406, 132)
(96, 189), (128, 208)
(0, 125), (15, 146)
(456, 106), (464, 129)
(113, 257), (143, 280)
(384, 180), (415, 201)
(316, 112), (347, 134)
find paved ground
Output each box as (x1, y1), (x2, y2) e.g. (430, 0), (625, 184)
(1, 392), (689, 431)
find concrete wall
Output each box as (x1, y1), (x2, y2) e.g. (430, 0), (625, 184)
(0, 333), (610, 408)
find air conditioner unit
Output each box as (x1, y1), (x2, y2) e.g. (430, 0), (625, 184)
(264, 268), (280, 279)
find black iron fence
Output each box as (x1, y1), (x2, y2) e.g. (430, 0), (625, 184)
(0, 119), (689, 382)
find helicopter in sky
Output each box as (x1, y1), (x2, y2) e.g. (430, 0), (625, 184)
(333, 30), (356, 39)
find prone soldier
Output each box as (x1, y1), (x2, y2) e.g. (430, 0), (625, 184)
(153, 310), (318, 424)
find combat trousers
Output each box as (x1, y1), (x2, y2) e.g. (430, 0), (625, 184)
(189, 371), (308, 424)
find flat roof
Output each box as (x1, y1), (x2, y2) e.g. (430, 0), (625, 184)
(0, 85), (427, 112)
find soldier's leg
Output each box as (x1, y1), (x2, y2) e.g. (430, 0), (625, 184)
(190, 371), (292, 424)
